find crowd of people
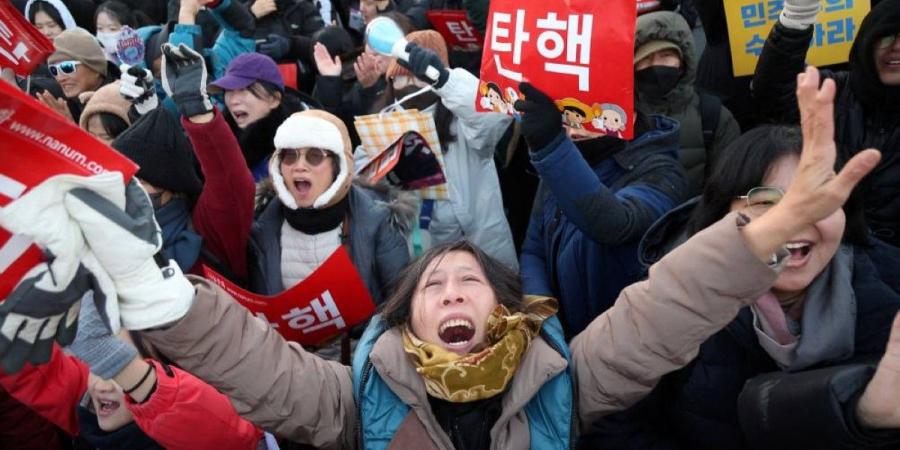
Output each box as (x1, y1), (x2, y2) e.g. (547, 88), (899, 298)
(1, 0), (900, 448)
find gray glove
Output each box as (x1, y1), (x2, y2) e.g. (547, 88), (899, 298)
(69, 291), (137, 380)
(0, 173), (125, 374)
(779, 0), (820, 30)
(160, 43), (213, 118)
(119, 64), (159, 116)
(65, 180), (194, 330)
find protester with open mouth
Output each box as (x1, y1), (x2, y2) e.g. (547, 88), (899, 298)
(752, 0), (900, 259)
(0, 295), (264, 450)
(586, 122), (900, 448)
(208, 51), (320, 182)
(5, 64), (892, 449)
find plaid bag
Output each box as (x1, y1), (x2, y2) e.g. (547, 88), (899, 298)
(354, 109), (449, 200)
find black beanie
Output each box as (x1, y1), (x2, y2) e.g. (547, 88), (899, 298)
(112, 108), (203, 197)
(848, 0), (900, 112)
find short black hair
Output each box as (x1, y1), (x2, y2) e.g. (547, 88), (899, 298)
(563, 105), (586, 116)
(95, 0), (152, 29)
(686, 125), (869, 245)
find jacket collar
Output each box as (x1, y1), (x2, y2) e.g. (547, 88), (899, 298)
(368, 327), (568, 449)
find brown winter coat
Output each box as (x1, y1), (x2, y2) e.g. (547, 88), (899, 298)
(143, 212), (782, 449)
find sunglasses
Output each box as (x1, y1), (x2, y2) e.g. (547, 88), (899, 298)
(48, 60), (82, 77)
(736, 186), (784, 217)
(280, 148), (332, 167)
(876, 33), (900, 50)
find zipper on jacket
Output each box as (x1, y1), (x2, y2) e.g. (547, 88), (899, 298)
(539, 330), (577, 450)
(356, 359), (374, 449)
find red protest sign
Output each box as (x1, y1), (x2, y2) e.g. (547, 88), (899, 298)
(0, 81), (139, 301)
(476, 0), (637, 139)
(202, 247), (376, 346)
(426, 10), (483, 52)
(0, 1), (54, 76)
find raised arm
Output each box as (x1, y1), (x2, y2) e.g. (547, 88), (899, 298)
(572, 66), (882, 426)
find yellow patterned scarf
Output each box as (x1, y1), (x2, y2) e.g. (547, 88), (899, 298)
(401, 296), (558, 403)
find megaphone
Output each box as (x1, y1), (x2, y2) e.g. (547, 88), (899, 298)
(365, 17), (441, 82)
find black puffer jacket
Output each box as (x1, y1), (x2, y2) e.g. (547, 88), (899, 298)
(752, 0), (900, 247)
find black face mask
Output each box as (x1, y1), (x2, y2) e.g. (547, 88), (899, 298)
(635, 66), (682, 99)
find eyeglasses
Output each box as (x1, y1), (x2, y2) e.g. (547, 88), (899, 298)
(736, 186), (784, 216)
(48, 60), (82, 77)
(279, 148), (331, 167)
(876, 33), (900, 50)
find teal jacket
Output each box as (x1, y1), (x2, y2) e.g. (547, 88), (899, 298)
(352, 314), (575, 450)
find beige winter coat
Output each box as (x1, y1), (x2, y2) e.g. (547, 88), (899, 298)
(143, 212), (782, 449)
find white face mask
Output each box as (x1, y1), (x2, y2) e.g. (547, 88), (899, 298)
(96, 30), (122, 62)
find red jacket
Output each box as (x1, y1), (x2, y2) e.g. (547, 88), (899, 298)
(0, 346), (262, 450)
(184, 109), (256, 282)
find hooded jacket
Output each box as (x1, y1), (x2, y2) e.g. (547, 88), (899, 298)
(140, 211), (793, 449)
(249, 110), (410, 304)
(586, 202), (900, 450)
(752, 0), (900, 246)
(634, 11), (741, 197)
(520, 116), (687, 338)
(416, 68), (519, 270)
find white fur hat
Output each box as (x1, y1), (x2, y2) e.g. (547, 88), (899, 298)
(270, 110), (353, 210)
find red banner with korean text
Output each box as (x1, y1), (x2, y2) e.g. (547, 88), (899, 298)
(201, 247), (376, 346)
(426, 10), (484, 52)
(476, 0), (636, 139)
(0, 81), (139, 301)
(0, 1), (54, 76)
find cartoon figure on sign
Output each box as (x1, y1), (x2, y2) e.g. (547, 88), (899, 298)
(479, 82), (512, 114)
(555, 98), (595, 129)
(593, 103), (628, 139)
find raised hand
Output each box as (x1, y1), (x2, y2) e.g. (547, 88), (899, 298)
(0, 173), (126, 373)
(513, 82), (563, 151)
(251, 0), (277, 18)
(119, 64), (159, 116)
(160, 43), (213, 118)
(856, 312), (900, 429)
(36, 90), (74, 123)
(64, 180), (194, 330)
(353, 51), (382, 88)
(313, 42), (342, 77)
(742, 66), (881, 262)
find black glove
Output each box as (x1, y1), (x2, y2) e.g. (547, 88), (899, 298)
(258, 33), (291, 60)
(160, 43), (213, 118)
(399, 43), (450, 88)
(119, 65), (160, 115)
(514, 82), (564, 151)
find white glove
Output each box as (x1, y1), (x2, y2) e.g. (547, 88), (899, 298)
(64, 179), (194, 330)
(119, 64), (160, 116)
(779, 0), (820, 30)
(0, 173), (124, 373)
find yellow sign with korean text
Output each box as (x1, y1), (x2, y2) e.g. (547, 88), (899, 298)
(724, 0), (870, 77)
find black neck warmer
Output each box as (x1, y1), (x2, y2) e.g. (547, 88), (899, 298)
(228, 104), (291, 170)
(848, 0), (900, 113)
(282, 194), (350, 235)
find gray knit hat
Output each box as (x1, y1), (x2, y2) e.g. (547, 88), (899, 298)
(49, 28), (108, 77)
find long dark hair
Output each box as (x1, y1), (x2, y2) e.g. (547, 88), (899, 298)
(95, 0), (152, 29)
(380, 240), (523, 328)
(686, 125), (869, 244)
(28, 1), (65, 29)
